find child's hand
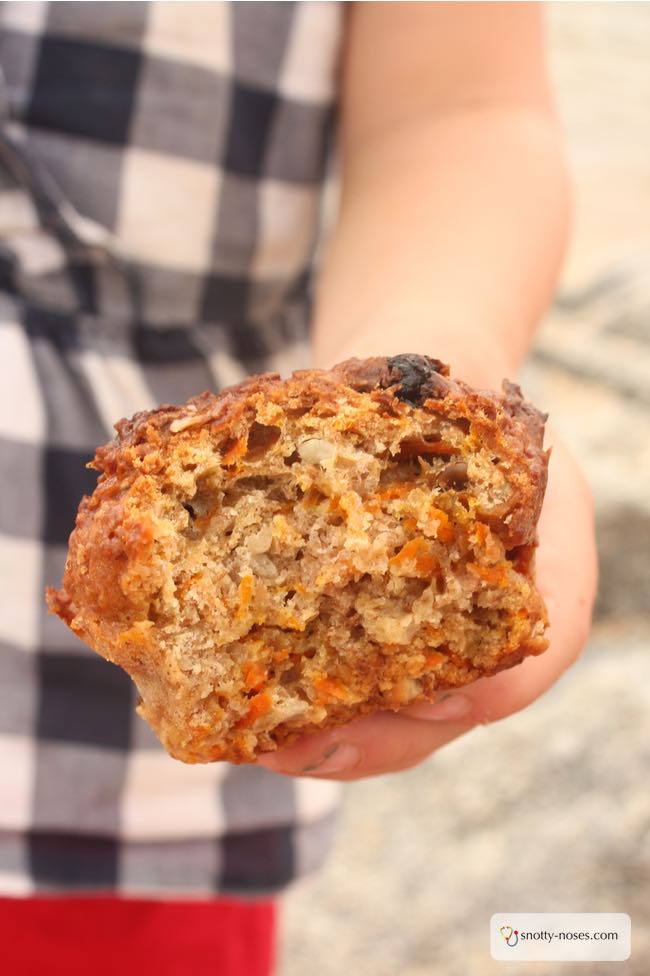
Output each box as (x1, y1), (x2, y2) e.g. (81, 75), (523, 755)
(257, 431), (597, 780)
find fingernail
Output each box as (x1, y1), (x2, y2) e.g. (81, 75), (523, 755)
(408, 693), (473, 721)
(301, 743), (361, 776)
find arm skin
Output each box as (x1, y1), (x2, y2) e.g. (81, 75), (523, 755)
(258, 2), (597, 779)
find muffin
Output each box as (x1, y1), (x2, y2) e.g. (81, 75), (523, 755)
(47, 354), (549, 763)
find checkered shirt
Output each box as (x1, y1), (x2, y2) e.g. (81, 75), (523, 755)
(0, 1), (344, 897)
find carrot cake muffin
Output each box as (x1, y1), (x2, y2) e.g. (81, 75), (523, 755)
(48, 354), (549, 763)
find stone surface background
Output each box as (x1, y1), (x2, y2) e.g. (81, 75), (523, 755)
(280, 4), (650, 974)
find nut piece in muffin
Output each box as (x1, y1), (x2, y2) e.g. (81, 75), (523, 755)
(47, 354), (549, 763)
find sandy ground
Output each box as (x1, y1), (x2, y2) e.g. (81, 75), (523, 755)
(279, 4), (650, 974)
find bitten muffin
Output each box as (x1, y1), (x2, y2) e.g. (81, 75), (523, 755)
(47, 355), (550, 763)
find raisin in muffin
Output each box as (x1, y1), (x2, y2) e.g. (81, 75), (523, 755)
(48, 354), (549, 763)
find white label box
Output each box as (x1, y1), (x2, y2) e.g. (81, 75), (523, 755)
(490, 913), (631, 962)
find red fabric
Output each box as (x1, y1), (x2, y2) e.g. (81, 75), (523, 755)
(0, 896), (276, 976)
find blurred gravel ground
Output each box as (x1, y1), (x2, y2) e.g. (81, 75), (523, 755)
(282, 632), (650, 976)
(280, 4), (650, 974)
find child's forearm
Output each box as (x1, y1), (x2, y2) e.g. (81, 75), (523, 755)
(312, 105), (570, 389)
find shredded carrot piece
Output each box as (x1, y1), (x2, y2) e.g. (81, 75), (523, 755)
(378, 482), (418, 501)
(474, 522), (490, 546)
(243, 661), (266, 691)
(424, 650), (446, 668)
(468, 562), (509, 587)
(175, 572), (204, 597)
(287, 617), (306, 632)
(239, 575), (254, 602)
(328, 495), (341, 513)
(415, 552), (439, 576)
(273, 648), (289, 663)
(237, 692), (272, 728)
(390, 537), (440, 578)
(390, 538), (424, 565)
(222, 435), (248, 465)
(428, 507), (454, 543)
(403, 517), (418, 533)
(313, 675), (350, 702)
(236, 575), (254, 617)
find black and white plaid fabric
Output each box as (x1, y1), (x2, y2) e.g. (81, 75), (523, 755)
(0, 1), (344, 897)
